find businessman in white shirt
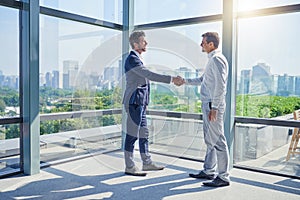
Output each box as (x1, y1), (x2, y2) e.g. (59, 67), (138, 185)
(184, 32), (230, 187)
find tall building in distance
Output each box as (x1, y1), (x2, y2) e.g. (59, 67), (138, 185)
(277, 74), (295, 96)
(238, 62), (300, 96)
(295, 76), (300, 96)
(40, 73), (45, 87)
(41, 70), (60, 89)
(0, 70), (4, 87)
(118, 59), (122, 81)
(103, 66), (118, 82)
(176, 67), (201, 97)
(52, 70), (59, 89)
(239, 69), (251, 94)
(63, 60), (79, 89)
(250, 62), (272, 95)
(45, 72), (52, 87)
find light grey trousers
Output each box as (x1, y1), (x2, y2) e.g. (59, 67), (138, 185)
(202, 101), (230, 182)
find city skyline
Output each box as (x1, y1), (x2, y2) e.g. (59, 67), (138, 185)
(1, 60), (300, 98)
(0, 1), (300, 77)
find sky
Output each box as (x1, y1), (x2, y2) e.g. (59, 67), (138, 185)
(0, 0), (300, 77)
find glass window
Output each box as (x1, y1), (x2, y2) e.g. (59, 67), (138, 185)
(149, 115), (205, 160)
(0, 7), (19, 116)
(141, 22), (222, 113)
(40, 15), (122, 91)
(0, 123), (20, 175)
(235, 123), (299, 177)
(40, 0), (123, 24)
(237, 0), (300, 11)
(0, 6), (20, 175)
(40, 15), (122, 162)
(236, 12), (300, 118)
(134, 0), (222, 25)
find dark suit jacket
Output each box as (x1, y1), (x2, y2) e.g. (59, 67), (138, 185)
(122, 51), (172, 106)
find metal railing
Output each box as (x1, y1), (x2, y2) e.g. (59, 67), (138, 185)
(1, 108), (299, 128)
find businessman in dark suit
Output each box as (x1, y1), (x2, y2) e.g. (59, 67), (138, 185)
(123, 31), (183, 176)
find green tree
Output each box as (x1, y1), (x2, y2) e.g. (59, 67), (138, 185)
(236, 95), (300, 118)
(0, 99), (6, 112)
(4, 124), (19, 139)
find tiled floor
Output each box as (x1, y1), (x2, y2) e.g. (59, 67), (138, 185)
(0, 151), (299, 200)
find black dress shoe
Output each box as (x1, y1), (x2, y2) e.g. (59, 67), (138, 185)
(203, 176), (230, 187)
(189, 171), (215, 180)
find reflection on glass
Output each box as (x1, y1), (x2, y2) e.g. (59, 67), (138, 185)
(0, 7), (20, 118)
(40, 15), (122, 111)
(40, 15), (123, 163)
(148, 115), (205, 160)
(39, 114), (122, 163)
(0, 124), (20, 175)
(237, 0), (300, 11)
(134, 0), (222, 25)
(235, 123), (299, 177)
(0, 6), (20, 175)
(40, 0), (123, 24)
(141, 23), (222, 113)
(236, 13), (300, 118)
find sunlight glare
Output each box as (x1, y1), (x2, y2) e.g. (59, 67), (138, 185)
(238, 0), (263, 11)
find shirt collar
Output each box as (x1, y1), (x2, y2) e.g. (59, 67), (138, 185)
(208, 49), (220, 58)
(132, 50), (144, 63)
(132, 50), (142, 58)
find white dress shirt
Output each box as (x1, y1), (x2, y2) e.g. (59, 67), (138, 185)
(185, 49), (228, 109)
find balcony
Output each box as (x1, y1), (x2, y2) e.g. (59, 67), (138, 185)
(0, 150), (299, 199)
(0, 109), (299, 178)
(0, 109), (299, 198)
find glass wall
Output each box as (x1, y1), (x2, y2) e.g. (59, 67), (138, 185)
(235, 123), (299, 177)
(237, 0), (300, 11)
(134, 6), (223, 161)
(134, 0), (222, 25)
(142, 1), (300, 177)
(0, 6), (19, 116)
(0, 0), (299, 178)
(40, 0), (123, 24)
(236, 12), (300, 117)
(39, 9), (123, 162)
(149, 115), (205, 159)
(235, 2), (300, 177)
(143, 23), (222, 114)
(0, 5), (20, 176)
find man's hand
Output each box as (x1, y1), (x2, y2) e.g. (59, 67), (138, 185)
(208, 109), (217, 121)
(172, 76), (185, 86)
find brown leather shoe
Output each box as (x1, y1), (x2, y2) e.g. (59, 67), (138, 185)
(203, 176), (230, 187)
(189, 171), (215, 180)
(125, 166), (147, 176)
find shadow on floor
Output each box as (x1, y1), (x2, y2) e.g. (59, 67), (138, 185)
(1, 160), (300, 200)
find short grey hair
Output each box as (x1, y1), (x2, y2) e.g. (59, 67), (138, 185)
(129, 31), (145, 49)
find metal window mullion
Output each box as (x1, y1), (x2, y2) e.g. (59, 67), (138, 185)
(0, 0), (22, 9)
(135, 14), (222, 30)
(40, 6), (122, 31)
(223, 0), (235, 169)
(237, 4), (300, 19)
(20, 0), (40, 175)
(121, 0), (134, 150)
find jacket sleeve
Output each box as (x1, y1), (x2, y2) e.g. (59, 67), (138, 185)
(127, 55), (172, 84)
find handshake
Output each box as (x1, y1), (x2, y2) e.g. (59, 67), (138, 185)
(172, 76), (185, 86)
